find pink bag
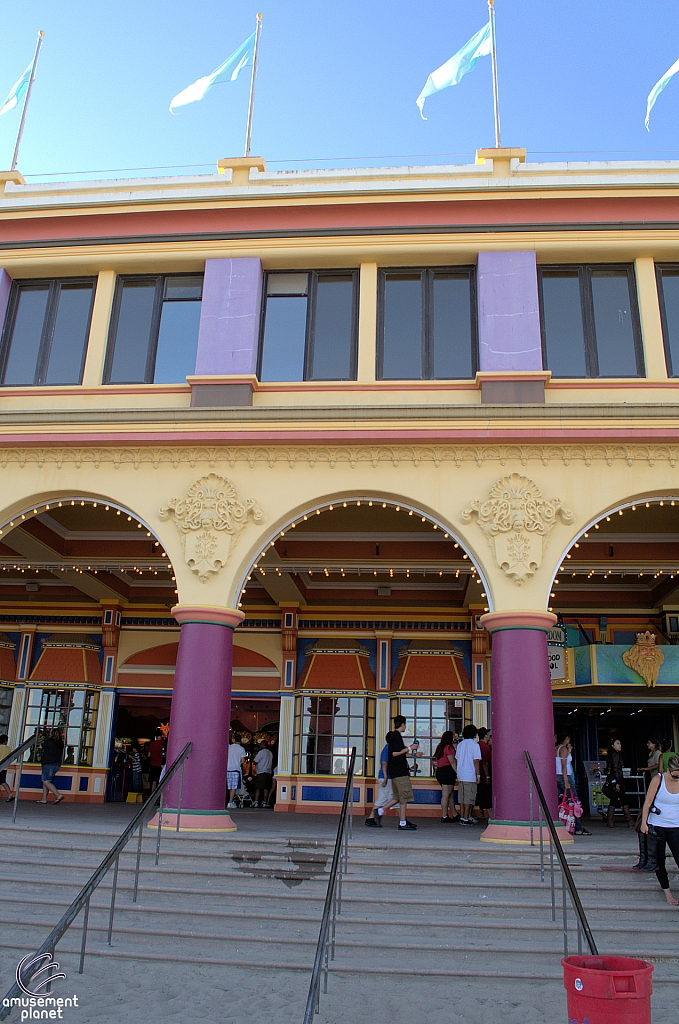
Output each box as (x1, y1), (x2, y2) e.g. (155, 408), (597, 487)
(558, 794), (576, 834)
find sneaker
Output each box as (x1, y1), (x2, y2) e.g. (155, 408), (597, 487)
(252, 801), (259, 807)
(227, 801), (237, 809)
(460, 818), (474, 825)
(365, 816), (382, 827)
(440, 816), (454, 823)
(398, 820), (417, 830)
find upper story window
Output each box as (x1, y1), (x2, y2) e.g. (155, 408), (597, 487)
(538, 265), (644, 378)
(656, 265), (679, 377)
(377, 267), (476, 380)
(259, 271), (358, 382)
(104, 274), (203, 384)
(0, 278), (96, 386)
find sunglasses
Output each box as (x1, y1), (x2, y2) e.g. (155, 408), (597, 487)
(669, 771), (679, 779)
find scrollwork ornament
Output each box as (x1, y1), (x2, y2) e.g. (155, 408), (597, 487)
(160, 474), (263, 581)
(461, 473), (573, 585)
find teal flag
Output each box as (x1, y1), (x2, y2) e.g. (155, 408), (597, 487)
(645, 56), (679, 130)
(416, 23), (492, 120)
(0, 61), (32, 118)
(170, 32), (255, 114)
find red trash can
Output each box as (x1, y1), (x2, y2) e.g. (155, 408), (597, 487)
(562, 956), (653, 1024)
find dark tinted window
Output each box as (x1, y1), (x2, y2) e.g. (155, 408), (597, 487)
(656, 266), (679, 376)
(259, 271), (357, 382)
(105, 274), (202, 384)
(378, 268), (476, 380)
(0, 278), (95, 387)
(539, 265), (643, 378)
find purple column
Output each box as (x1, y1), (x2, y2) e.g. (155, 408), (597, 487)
(480, 612), (569, 844)
(194, 257), (263, 375)
(477, 252), (542, 371)
(163, 606), (244, 832)
(0, 269), (12, 338)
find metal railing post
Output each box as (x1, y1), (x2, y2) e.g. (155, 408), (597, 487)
(561, 865), (569, 956)
(349, 775), (353, 840)
(549, 828), (556, 922)
(78, 896), (90, 974)
(107, 856), (119, 944)
(133, 820), (144, 903)
(538, 796), (545, 883)
(176, 759), (186, 833)
(529, 772), (534, 847)
(155, 789), (164, 865)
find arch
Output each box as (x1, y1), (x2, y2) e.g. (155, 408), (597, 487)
(228, 490), (493, 611)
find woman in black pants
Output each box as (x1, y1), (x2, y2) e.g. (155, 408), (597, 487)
(641, 755), (679, 906)
(605, 738), (633, 828)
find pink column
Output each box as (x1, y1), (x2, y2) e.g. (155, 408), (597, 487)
(157, 605), (244, 832)
(479, 611), (572, 845)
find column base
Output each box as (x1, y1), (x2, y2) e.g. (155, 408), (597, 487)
(480, 819), (574, 845)
(147, 808), (237, 833)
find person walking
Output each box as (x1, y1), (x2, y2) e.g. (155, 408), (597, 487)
(37, 729), (64, 804)
(227, 733), (247, 809)
(433, 731), (458, 823)
(640, 738), (662, 782)
(386, 715), (417, 831)
(605, 737), (633, 828)
(476, 727), (492, 822)
(129, 741), (143, 794)
(641, 754), (679, 905)
(456, 724), (481, 825)
(0, 733), (12, 801)
(148, 731), (164, 792)
(253, 740), (274, 807)
(365, 739), (392, 827)
(555, 732), (592, 836)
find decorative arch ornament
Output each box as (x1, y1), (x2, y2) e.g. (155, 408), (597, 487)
(461, 473), (573, 585)
(160, 474), (263, 581)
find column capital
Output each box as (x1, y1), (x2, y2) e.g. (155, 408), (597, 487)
(171, 604), (245, 629)
(480, 610), (557, 633)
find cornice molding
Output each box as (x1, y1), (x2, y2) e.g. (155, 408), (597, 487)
(2, 443), (679, 470)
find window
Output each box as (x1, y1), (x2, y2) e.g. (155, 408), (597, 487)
(656, 265), (679, 376)
(259, 271), (358, 381)
(378, 267), (476, 380)
(105, 274), (203, 384)
(0, 278), (96, 386)
(23, 687), (99, 766)
(0, 685), (11, 733)
(392, 697), (468, 776)
(292, 695), (374, 776)
(538, 266), (643, 378)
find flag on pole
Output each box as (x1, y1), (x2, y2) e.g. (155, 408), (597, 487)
(170, 33), (256, 113)
(645, 56), (679, 130)
(416, 23), (492, 120)
(0, 62), (33, 118)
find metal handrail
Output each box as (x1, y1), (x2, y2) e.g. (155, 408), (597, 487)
(524, 750), (598, 956)
(0, 731), (38, 823)
(0, 741), (191, 1017)
(303, 747), (356, 1024)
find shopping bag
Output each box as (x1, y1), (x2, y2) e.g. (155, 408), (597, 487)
(558, 794), (576, 834)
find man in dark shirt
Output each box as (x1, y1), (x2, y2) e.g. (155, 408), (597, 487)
(385, 715), (417, 831)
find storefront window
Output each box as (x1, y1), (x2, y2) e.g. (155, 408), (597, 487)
(0, 685), (12, 733)
(23, 687), (99, 766)
(391, 697), (467, 776)
(293, 695), (374, 776)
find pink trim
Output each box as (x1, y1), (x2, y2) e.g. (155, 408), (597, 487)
(147, 809), (237, 832)
(547, 379), (678, 390)
(171, 604), (245, 628)
(480, 821), (574, 845)
(0, 384), (190, 397)
(480, 611), (557, 632)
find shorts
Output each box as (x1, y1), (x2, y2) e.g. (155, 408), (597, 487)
(227, 770), (242, 790)
(41, 764), (60, 784)
(435, 765), (456, 787)
(255, 772), (272, 791)
(149, 765), (162, 784)
(391, 775), (414, 804)
(0, 770), (6, 785)
(458, 780), (477, 805)
(373, 779), (394, 808)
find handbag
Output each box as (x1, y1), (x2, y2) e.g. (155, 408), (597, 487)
(601, 777), (618, 800)
(558, 793), (576, 834)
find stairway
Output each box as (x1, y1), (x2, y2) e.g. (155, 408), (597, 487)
(1, 809), (677, 1023)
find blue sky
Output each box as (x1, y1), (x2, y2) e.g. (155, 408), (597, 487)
(1, 1), (679, 179)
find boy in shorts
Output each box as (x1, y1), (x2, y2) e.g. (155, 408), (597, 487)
(384, 715), (418, 831)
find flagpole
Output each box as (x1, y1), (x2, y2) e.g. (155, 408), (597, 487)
(244, 14), (262, 158)
(487, 0), (501, 148)
(11, 30), (45, 171)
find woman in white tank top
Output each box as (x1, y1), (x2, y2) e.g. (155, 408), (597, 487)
(641, 754), (679, 905)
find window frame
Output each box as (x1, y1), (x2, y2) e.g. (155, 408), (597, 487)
(376, 266), (478, 381)
(538, 264), (644, 378)
(292, 693), (374, 777)
(258, 269), (359, 382)
(0, 276), (96, 387)
(103, 272), (203, 385)
(22, 686), (100, 767)
(655, 263), (679, 377)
